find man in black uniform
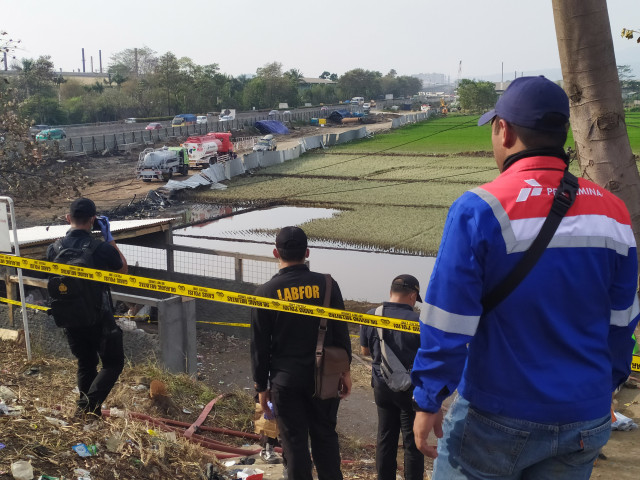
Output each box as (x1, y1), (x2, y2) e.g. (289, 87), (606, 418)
(47, 197), (128, 417)
(360, 274), (424, 480)
(251, 226), (352, 480)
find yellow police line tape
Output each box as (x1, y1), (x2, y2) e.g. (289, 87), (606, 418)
(2, 253), (639, 374)
(0, 253), (419, 334)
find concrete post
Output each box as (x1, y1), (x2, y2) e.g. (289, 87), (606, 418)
(158, 296), (197, 375)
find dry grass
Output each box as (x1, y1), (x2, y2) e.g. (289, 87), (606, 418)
(0, 339), (256, 479)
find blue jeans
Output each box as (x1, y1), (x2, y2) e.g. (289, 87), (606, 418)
(433, 395), (611, 480)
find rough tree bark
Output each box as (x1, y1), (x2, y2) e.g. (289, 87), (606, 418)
(553, 0), (640, 268)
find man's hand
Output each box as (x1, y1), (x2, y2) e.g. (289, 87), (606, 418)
(258, 390), (273, 418)
(339, 371), (352, 399)
(96, 216), (114, 243)
(414, 409), (444, 458)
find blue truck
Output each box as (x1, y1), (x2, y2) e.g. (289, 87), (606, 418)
(171, 113), (197, 127)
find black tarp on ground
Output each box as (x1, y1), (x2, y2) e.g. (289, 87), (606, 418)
(328, 109), (352, 123)
(254, 120), (290, 135)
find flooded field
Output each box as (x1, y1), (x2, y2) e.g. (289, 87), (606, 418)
(173, 206), (435, 302)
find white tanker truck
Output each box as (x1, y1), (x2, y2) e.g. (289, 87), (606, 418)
(136, 146), (189, 182)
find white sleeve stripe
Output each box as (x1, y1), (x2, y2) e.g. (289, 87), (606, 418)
(420, 303), (480, 336)
(611, 296), (640, 326)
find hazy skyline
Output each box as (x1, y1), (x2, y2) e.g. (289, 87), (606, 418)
(4, 0), (639, 81)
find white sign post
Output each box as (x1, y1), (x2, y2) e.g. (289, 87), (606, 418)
(0, 197), (32, 360)
(0, 203), (10, 252)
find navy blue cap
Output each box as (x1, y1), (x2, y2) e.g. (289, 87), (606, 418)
(477, 76), (569, 133)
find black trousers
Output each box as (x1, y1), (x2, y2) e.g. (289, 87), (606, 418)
(65, 320), (124, 414)
(373, 381), (424, 480)
(270, 383), (342, 480)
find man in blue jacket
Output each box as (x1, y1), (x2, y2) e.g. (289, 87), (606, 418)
(411, 76), (640, 479)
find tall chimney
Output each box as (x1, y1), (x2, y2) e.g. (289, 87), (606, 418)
(82, 48), (86, 73)
(99, 50), (102, 73)
(90, 56), (93, 73)
(134, 48), (139, 76)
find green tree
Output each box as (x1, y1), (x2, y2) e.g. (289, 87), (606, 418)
(337, 69), (382, 100)
(457, 79), (498, 113)
(12, 56), (57, 100)
(109, 47), (157, 76)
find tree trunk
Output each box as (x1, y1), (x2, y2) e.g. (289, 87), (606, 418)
(553, 0), (640, 267)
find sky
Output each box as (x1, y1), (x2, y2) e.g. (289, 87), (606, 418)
(3, 0), (639, 82)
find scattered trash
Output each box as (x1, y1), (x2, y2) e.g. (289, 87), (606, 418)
(147, 429), (158, 436)
(0, 385), (17, 401)
(0, 443), (5, 450)
(182, 408), (192, 414)
(109, 407), (125, 418)
(130, 384), (148, 392)
(31, 444), (53, 458)
(612, 411), (638, 431)
(105, 436), (122, 453)
(236, 467), (264, 480)
(36, 475), (60, 480)
(10, 460), (33, 480)
(72, 443), (97, 457)
(0, 401), (8, 415)
(205, 463), (226, 480)
(24, 367), (39, 376)
(44, 416), (68, 428)
(237, 457), (255, 466)
(73, 468), (91, 480)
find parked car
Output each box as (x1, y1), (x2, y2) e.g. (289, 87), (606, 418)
(145, 122), (163, 130)
(252, 134), (277, 152)
(363, 102), (371, 111)
(35, 128), (66, 141)
(196, 115), (208, 124)
(124, 118), (137, 124)
(29, 124), (49, 138)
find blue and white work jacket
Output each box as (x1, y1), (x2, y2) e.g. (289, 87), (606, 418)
(411, 154), (640, 423)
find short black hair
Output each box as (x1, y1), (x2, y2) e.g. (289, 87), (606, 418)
(494, 115), (568, 149)
(390, 283), (415, 297)
(277, 247), (306, 262)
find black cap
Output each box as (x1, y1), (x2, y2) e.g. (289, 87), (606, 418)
(275, 226), (308, 250)
(69, 198), (96, 218)
(391, 274), (422, 303)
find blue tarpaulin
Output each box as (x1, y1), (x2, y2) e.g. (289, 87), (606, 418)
(254, 120), (290, 135)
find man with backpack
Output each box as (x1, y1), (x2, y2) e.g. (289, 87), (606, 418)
(360, 274), (424, 480)
(46, 197), (128, 418)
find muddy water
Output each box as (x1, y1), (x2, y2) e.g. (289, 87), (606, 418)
(174, 206), (435, 303)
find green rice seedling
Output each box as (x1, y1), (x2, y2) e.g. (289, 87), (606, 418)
(299, 205), (448, 255)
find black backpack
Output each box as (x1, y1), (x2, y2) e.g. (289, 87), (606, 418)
(47, 237), (106, 328)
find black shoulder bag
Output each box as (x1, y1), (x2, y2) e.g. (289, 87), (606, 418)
(481, 168), (579, 313)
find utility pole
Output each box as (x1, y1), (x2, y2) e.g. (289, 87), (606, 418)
(457, 60), (462, 87)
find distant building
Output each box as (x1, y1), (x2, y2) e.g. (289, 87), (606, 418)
(0, 70), (109, 86)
